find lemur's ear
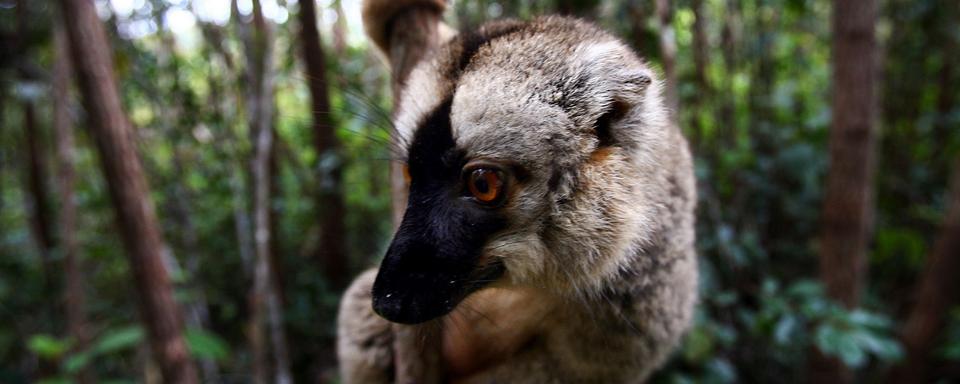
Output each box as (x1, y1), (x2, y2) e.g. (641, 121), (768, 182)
(362, 0), (455, 84)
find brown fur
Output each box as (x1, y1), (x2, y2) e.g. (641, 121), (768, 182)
(338, 2), (698, 383)
(361, 0), (447, 55)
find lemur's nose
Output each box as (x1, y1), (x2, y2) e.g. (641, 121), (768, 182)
(371, 236), (462, 324)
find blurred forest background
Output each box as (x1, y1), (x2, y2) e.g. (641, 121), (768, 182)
(0, 0), (958, 383)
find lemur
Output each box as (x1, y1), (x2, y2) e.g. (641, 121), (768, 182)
(337, 1), (698, 382)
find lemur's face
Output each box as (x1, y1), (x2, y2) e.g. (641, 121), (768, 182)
(373, 18), (667, 324)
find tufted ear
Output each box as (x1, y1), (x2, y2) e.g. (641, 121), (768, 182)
(362, 0), (456, 91)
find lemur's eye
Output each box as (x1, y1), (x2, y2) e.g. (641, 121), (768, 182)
(466, 168), (505, 205)
(402, 165), (411, 184)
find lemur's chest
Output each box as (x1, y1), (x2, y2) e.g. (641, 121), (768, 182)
(441, 286), (555, 380)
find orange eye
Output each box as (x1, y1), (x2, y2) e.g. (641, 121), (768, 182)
(467, 169), (504, 204)
(402, 165), (411, 184)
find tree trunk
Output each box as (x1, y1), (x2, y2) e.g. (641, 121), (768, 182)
(18, 0), (53, 283)
(719, 0), (739, 147)
(332, 0), (348, 55)
(22, 101), (54, 274)
(0, 85), (5, 222)
(199, 7), (254, 279)
(690, 0), (708, 146)
(811, 0), (878, 382)
(241, 1), (292, 382)
(56, 0), (198, 382)
(52, 24), (93, 384)
(933, 2), (958, 163)
(887, 160), (960, 383)
(149, 16), (221, 380)
(653, 0), (679, 120)
(298, 0), (349, 290)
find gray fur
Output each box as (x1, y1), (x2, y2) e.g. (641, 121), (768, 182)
(338, 3), (698, 382)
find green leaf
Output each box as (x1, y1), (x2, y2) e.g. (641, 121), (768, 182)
(854, 331), (903, 361)
(848, 310), (892, 329)
(93, 326), (144, 354)
(942, 342), (960, 360)
(836, 332), (867, 367)
(773, 316), (797, 345)
(27, 334), (70, 359)
(682, 326), (714, 363)
(705, 358), (737, 383)
(184, 328), (230, 361)
(64, 351), (93, 374)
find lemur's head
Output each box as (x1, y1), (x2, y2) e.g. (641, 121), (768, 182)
(365, 3), (680, 324)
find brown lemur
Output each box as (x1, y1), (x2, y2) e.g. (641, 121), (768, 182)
(337, 0), (698, 382)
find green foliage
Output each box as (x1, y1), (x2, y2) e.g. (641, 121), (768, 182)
(184, 328), (230, 361)
(942, 309), (960, 361)
(27, 324), (231, 380)
(27, 335), (70, 359)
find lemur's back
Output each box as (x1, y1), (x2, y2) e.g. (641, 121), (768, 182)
(338, 2), (697, 382)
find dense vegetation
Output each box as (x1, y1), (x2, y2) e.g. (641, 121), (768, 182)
(0, 0), (957, 382)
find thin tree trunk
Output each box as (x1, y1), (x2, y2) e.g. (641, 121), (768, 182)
(299, 0), (349, 289)
(232, 168), (255, 274)
(268, 133), (285, 304)
(690, 0), (708, 146)
(53, 24), (93, 384)
(197, 10), (254, 278)
(653, 0), (679, 120)
(811, 0), (878, 382)
(333, 0), (348, 55)
(56, 0), (198, 382)
(22, 101), (54, 274)
(0, 86), (5, 222)
(19, 0), (54, 283)
(150, 17), (220, 380)
(933, 2), (958, 162)
(242, 1), (292, 382)
(719, 0), (739, 147)
(887, 160), (960, 383)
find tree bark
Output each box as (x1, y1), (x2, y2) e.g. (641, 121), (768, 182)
(820, 0), (879, 314)
(241, 1), (292, 382)
(56, 0), (198, 383)
(0, 84), (5, 222)
(690, 0), (708, 145)
(200, 5), (254, 278)
(811, 0), (878, 382)
(653, 0), (679, 120)
(887, 160), (960, 383)
(332, 0), (348, 55)
(298, 0), (349, 289)
(22, 101), (54, 273)
(18, 0), (54, 282)
(52, 24), (93, 384)
(933, 2), (958, 163)
(149, 15), (221, 380)
(719, 0), (739, 147)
